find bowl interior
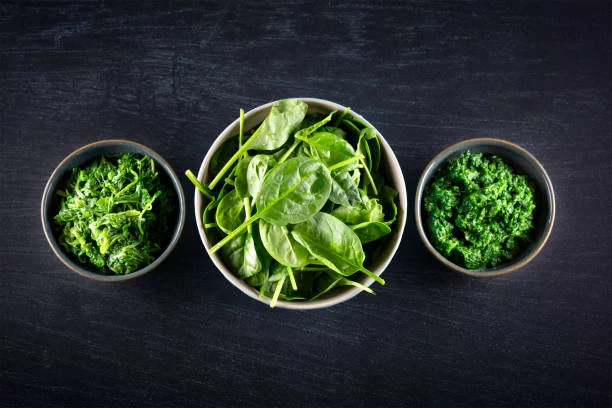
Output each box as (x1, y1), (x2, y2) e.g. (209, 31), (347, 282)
(42, 140), (186, 281)
(195, 98), (408, 308)
(416, 138), (555, 276)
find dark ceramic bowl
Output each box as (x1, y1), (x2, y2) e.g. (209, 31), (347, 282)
(415, 138), (555, 277)
(194, 98), (408, 309)
(41, 140), (186, 281)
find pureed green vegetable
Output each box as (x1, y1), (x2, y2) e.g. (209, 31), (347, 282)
(423, 151), (536, 270)
(54, 153), (175, 275)
(187, 99), (398, 307)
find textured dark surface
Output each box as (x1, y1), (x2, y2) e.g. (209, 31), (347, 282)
(1, 1), (611, 407)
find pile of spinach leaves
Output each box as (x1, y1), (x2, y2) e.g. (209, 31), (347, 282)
(54, 153), (175, 275)
(187, 99), (398, 307)
(423, 151), (536, 269)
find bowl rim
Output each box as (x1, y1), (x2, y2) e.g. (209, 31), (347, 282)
(41, 139), (186, 282)
(194, 97), (408, 309)
(415, 137), (556, 277)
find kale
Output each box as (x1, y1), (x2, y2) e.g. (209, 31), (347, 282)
(423, 151), (536, 269)
(54, 153), (175, 275)
(186, 99), (398, 307)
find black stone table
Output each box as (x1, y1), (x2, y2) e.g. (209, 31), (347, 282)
(1, 1), (610, 406)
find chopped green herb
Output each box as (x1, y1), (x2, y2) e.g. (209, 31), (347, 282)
(423, 151), (536, 269)
(54, 153), (175, 274)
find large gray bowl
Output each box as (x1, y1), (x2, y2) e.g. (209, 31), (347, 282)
(194, 98), (408, 309)
(41, 139), (186, 281)
(415, 138), (555, 277)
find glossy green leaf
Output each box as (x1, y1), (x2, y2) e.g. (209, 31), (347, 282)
(381, 185), (399, 225)
(358, 127), (381, 172)
(310, 270), (376, 300)
(248, 99), (308, 150)
(255, 157), (332, 226)
(299, 132), (359, 171)
(348, 116), (369, 130)
(331, 197), (384, 225)
(207, 100), (307, 190)
(234, 156), (252, 199)
(294, 111), (335, 140)
(209, 157), (332, 253)
(275, 112), (337, 166)
(215, 189), (245, 234)
(259, 220), (314, 268)
(247, 154), (276, 200)
(221, 231), (262, 279)
(351, 221), (392, 244)
(329, 170), (361, 207)
(291, 212), (384, 285)
(316, 126), (346, 139)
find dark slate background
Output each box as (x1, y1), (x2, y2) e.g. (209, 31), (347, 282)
(1, 1), (610, 407)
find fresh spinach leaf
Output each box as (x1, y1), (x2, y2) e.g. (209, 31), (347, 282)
(248, 99), (308, 151)
(298, 132), (360, 171)
(276, 111), (336, 165)
(358, 127), (381, 173)
(310, 270), (376, 300)
(294, 111), (335, 140)
(291, 212), (385, 285)
(381, 185), (399, 225)
(245, 229), (271, 287)
(215, 189), (245, 234)
(208, 99), (307, 189)
(221, 231), (262, 279)
(209, 157), (332, 253)
(339, 118), (361, 140)
(233, 156), (252, 199)
(316, 126), (346, 139)
(247, 154), (276, 200)
(351, 221), (392, 244)
(329, 170), (361, 207)
(310, 273), (344, 300)
(331, 197), (384, 225)
(255, 157), (332, 226)
(259, 220), (314, 268)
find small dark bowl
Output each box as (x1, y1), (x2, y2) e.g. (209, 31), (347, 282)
(415, 138), (555, 277)
(41, 140), (186, 281)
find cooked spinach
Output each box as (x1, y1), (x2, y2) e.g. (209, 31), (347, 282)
(54, 153), (175, 275)
(187, 99), (399, 306)
(423, 150), (536, 269)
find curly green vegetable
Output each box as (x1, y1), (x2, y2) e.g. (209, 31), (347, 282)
(424, 151), (536, 269)
(54, 153), (175, 274)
